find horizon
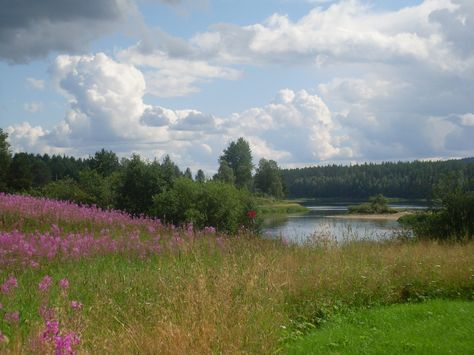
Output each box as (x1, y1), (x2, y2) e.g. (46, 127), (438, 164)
(1, 0), (473, 173)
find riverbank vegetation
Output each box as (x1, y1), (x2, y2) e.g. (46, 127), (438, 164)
(347, 194), (397, 215)
(256, 197), (308, 215)
(1, 194), (473, 353)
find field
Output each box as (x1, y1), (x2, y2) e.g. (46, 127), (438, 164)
(1, 193), (473, 354)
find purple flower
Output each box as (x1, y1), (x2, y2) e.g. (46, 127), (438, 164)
(39, 275), (53, 292)
(4, 311), (20, 323)
(70, 300), (83, 311)
(59, 278), (69, 290)
(42, 320), (60, 342)
(54, 332), (80, 354)
(39, 305), (56, 321)
(1, 275), (18, 294)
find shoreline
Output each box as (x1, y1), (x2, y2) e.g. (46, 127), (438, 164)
(327, 211), (412, 221)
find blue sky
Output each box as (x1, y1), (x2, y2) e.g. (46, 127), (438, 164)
(1, 0), (473, 172)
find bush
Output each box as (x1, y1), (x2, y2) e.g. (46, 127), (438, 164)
(348, 194), (396, 214)
(37, 178), (95, 205)
(400, 191), (474, 240)
(152, 178), (258, 233)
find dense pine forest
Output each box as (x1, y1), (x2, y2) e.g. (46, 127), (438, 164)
(281, 158), (474, 199)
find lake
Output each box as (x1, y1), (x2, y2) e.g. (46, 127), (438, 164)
(263, 201), (427, 244)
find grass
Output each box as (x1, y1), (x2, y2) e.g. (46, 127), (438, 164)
(257, 197), (309, 215)
(2, 238), (473, 353)
(285, 299), (474, 354)
(1, 198), (474, 353)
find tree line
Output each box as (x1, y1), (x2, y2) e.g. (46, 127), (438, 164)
(0, 129), (285, 232)
(281, 159), (474, 199)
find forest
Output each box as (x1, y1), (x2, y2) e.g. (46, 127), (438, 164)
(281, 158), (474, 199)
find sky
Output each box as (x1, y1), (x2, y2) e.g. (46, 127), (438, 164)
(0, 0), (473, 173)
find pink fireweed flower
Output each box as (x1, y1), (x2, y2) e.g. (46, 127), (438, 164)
(70, 300), (83, 311)
(42, 320), (60, 342)
(0, 331), (5, 343)
(39, 275), (53, 292)
(54, 332), (80, 355)
(59, 278), (69, 290)
(4, 311), (20, 323)
(1, 275), (18, 294)
(39, 305), (56, 321)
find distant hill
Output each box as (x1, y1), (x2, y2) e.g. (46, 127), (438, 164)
(281, 158), (474, 199)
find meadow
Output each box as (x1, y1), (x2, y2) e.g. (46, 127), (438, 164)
(1, 193), (473, 354)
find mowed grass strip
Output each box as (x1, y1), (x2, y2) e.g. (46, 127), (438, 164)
(285, 299), (474, 354)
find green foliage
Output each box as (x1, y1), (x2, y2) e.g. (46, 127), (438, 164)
(219, 137), (253, 189)
(0, 128), (11, 191)
(89, 149), (120, 177)
(39, 177), (95, 204)
(256, 197), (308, 215)
(8, 153), (34, 191)
(114, 155), (165, 215)
(195, 169), (206, 183)
(282, 158), (474, 199)
(78, 169), (117, 208)
(215, 160), (235, 184)
(399, 173), (474, 240)
(401, 191), (474, 240)
(348, 194), (395, 214)
(183, 167), (193, 180)
(152, 177), (257, 233)
(254, 158), (284, 198)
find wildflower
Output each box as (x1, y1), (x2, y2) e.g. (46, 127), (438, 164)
(54, 332), (80, 354)
(70, 300), (83, 311)
(39, 275), (53, 293)
(39, 305), (56, 321)
(42, 320), (60, 342)
(4, 311), (20, 323)
(247, 210), (257, 219)
(0, 331), (4, 343)
(1, 275), (18, 294)
(59, 279), (69, 290)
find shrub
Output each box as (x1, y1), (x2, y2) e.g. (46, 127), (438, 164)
(400, 191), (474, 240)
(152, 178), (257, 233)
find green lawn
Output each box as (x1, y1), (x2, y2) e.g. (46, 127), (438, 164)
(285, 300), (474, 354)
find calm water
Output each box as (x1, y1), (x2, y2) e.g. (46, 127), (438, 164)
(263, 201), (427, 244)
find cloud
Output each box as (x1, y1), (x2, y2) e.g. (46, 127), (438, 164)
(190, 0), (472, 72)
(26, 77), (45, 90)
(5, 2), (474, 168)
(0, 0), (139, 63)
(23, 101), (43, 113)
(118, 43), (241, 97)
(7, 52), (354, 170)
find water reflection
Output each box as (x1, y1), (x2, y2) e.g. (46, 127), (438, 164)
(263, 202), (425, 244)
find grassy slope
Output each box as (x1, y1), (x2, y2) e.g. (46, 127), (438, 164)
(285, 299), (474, 354)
